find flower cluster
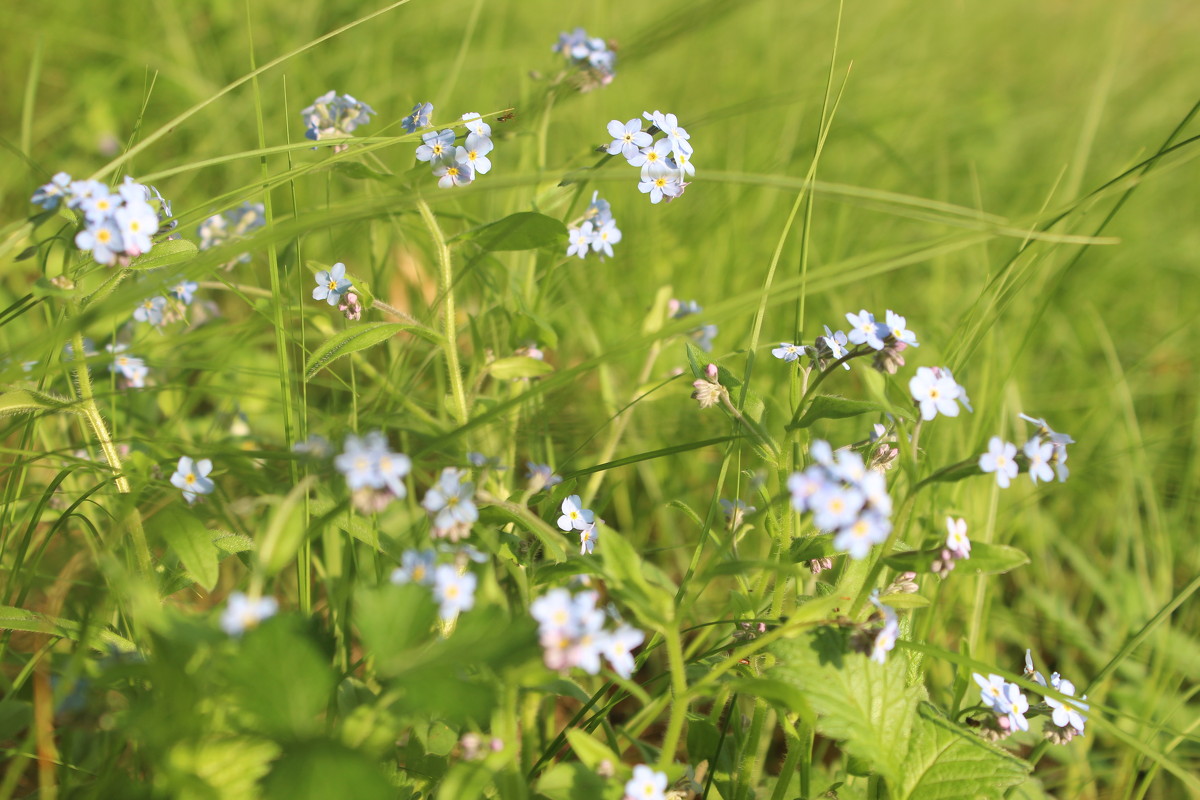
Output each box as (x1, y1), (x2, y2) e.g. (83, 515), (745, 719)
(334, 431), (412, 511)
(411, 107), (495, 189)
(670, 298), (718, 352)
(787, 439), (893, 560)
(566, 192), (622, 260)
(107, 344), (148, 389)
(31, 174), (173, 266)
(132, 278), (200, 329)
(772, 310), (919, 375)
(423, 468), (479, 541)
(220, 592), (279, 636)
(979, 415), (1072, 489)
(301, 91), (375, 151)
(606, 112), (694, 204)
(557, 494), (600, 554)
(1025, 650), (1088, 744)
(531, 588), (644, 678)
(552, 28), (616, 90)
(974, 672), (1031, 735)
(171, 456), (215, 505)
(197, 202), (265, 265)
(391, 549), (478, 622)
(311, 262), (362, 319)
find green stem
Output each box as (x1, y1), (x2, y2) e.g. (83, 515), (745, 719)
(70, 332), (130, 495)
(416, 197), (469, 425)
(657, 625), (690, 770)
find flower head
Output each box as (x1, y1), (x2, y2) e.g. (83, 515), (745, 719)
(624, 764), (668, 800)
(301, 91), (375, 148)
(433, 565), (477, 621)
(772, 342), (807, 362)
(170, 456), (215, 504)
(220, 592), (279, 636)
(846, 309), (887, 350)
(909, 366), (965, 421)
(313, 262), (352, 306)
(607, 118), (653, 161)
(423, 468), (479, 539)
(979, 437), (1019, 488)
(557, 494), (594, 532)
(526, 462), (563, 491)
(402, 101), (434, 133)
(416, 129), (456, 165)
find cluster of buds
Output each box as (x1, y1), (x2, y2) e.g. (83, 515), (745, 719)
(691, 363), (728, 409)
(809, 556), (834, 575)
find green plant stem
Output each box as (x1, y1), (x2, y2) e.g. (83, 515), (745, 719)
(416, 197), (469, 426)
(657, 625), (690, 770)
(69, 332), (130, 496)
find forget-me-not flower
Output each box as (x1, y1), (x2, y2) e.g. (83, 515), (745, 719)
(557, 494), (594, 532)
(402, 101), (434, 133)
(416, 129), (456, 165)
(313, 262), (352, 306)
(133, 296), (168, 326)
(433, 565), (476, 622)
(171, 456), (215, 504)
(220, 592), (279, 636)
(979, 437), (1019, 488)
(606, 118), (653, 160)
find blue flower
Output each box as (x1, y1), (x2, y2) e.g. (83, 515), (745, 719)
(31, 172), (72, 210)
(416, 129), (456, 166)
(566, 223), (595, 259)
(884, 310), (919, 347)
(170, 456), (215, 504)
(461, 112), (491, 140)
(557, 494), (594, 532)
(583, 192), (613, 226)
(423, 468), (479, 539)
(600, 624), (644, 679)
(590, 219), (621, 258)
(391, 549), (437, 586)
(638, 165), (684, 204)
(335, 432), (385, 490)
(114, 199), (158, 257)
(132, 296), (167, 326)
(313, 262), (352, 306)
(772, 342), (806, 362)
(690, 323), (718, 352)
(526, 462), (562, 491)
(402, 101), (434, 133)
(301, 91), (375, 148)
(433, 565), (477, 621)
(220, 592), (278, 636)
(170, 280), (199, 306)
(869, 596), (900, 664)
(434, 158), (475, 189)
(606, 118), (652, 161)
(457, 136), (493, 175)
(979, 437), (1018, 488)
(76, 219), (125, 266)
(1023, 439), (1054, 485)
(624, 766), (667, 800)
(909, 366), (965, 421)
(846, 309), (886, 350)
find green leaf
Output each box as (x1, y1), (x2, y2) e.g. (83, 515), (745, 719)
(790, 395), (885, 430)
(896, 703), (1030, 799)
(127, 238), (198, 271)
(257, 477), (316, 576)
(0, 389), (81, 417)
(684, 341), (740, 387)
(305, 322), (440, 380)
(565, 728), (621, 771)
(353, 583), (438, 677)
(262, 742), (393, 800)
(769, 627), (922, 784)
(165, 736), (281, 800)
(152, 506), (220, 591)
(534, 762), (610, 800)
(885, 543), (1028, 576)
(0, 605), (135, 652)
(488, 356), (554, 380)
(458, 212), (567, 252)
(211, 530), (255, 554)
(226, 621), (336, 739)
(879, 593), (932, 609)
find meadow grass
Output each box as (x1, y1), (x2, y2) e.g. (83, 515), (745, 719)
(1, 0), (1198, 798)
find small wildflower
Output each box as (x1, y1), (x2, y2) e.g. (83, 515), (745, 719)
(979, 437), (1019, 488)
(691, 363), (725, 409)
(526, 462), (563, 491)
(771, 342), (806, 362)
(432, 565), (477, 622)
(975, 673), (1013, 715)
(416, 129), (456, 165)
(461, 112), (492, 140)
(313, 262), (352, 306)
(292, 434), (333, 459)
(909, 366), (965, 421)
(1023, 439), (1055, 485)
(606, 118), (652, 160)
(720, 498), (755, 530)
(423, 468), (478, 540)
(401, 101), (434, 133)
(301, 91), (375, 149)
(220, 592), (279, 636)
(601, 624), (644, 678)
(557, 494), (594, 532)
(945, 517), (970, 559)
(624, 765), (668, 800)
(170, 456), (215, 504)
(334, 432), (387, 491)
(809, 556), (834, 574)
(883, 310), (919, 347)
(590, 219), (622, 258)
(579, 518), (600, 554)
(553, 28), (616, 90)
(170, 280), (198, 306)
(846, 309), (886, 350)
(31, 172), (72, 210)
(869, 597), (900, 664)
(434, 158), (475, 189)
(1045, 678), (1088, 741)
(815, 326), (851, 370)
(566, 222), (594, 258)
(457, 136), (493, 175)
(689, 323), (718, 352)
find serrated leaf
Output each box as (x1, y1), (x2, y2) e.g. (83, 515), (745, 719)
(790, 395), (885, 430)
(304, 322), (440, 380)
(166, 736), (282, 800)
(0, 389), (81, 417)
(0, 605), (135, 653)
(127, 238), (198, 271)
(897, 703), (1030, 799)
(458, 212), (566, 252)
(152, 506), (220, 591)
(488, 356), (554, 380)
(769, 627), (922, 784)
